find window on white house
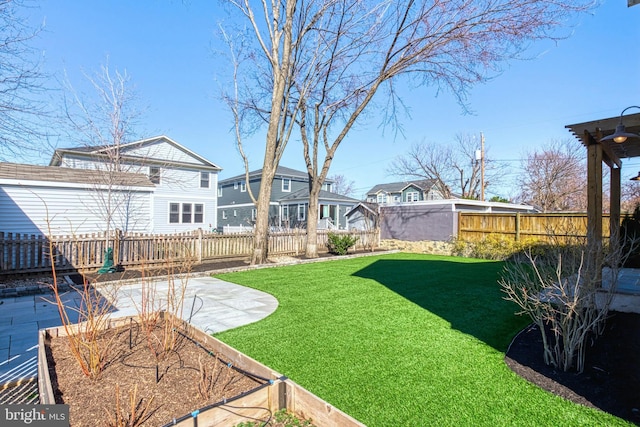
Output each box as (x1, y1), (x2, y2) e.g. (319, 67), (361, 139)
(377, 193), (387, 203)
(322, 182), (332, 192)
(149, 166), (161, 184)
(169, 203), (180, 223)
(297, 204), (306, 221)
(222, 210), (227, 220)
(394, 195), (401, 202)
(182, 203), (192, 223)
(170, 203), (205, 224)
(282, 178), (291, 192)
(200, 172), (210, 188)
(240, 181), (246, 192)
(406, 192), (419, 202)
(194, 204), (204, 223)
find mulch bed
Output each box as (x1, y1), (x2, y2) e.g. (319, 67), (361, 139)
(46, 319), (266, 427)
(505, 311), (640, 424)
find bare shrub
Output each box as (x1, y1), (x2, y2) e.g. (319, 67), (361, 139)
(104, 384), (155, 427)
(500, 233), (633, 373)
(44, 219), (117, 379)
(132, 245), (195, 361)
(196, 354), (232, 401)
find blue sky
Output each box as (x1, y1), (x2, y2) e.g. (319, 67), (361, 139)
(25, 0), (640, 200)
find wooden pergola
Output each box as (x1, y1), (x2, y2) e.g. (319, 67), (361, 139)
(566, 111), (640, 252)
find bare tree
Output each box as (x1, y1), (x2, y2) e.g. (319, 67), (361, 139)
(517, 139), (586, 212)
(60, 61), (145, 251)
(388, 134), (504, 199)
(329, 174), (356, 197)
(622, 181), (640, 213)
(223, 0), (327, 264)
(225, 0), (595, 262)
(0, 0), (48, 160)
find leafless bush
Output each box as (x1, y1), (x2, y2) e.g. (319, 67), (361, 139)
(196, 354), (232, 401)
(500, 233), (634, 373)
(104, 384), (155, 427)
(45, 219), (116, 379)
(133, 246), (195, 361)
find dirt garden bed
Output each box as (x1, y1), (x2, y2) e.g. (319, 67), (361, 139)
(39, 313), (365, 427)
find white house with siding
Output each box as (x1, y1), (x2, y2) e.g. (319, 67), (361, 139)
(0, 136), (221, 236)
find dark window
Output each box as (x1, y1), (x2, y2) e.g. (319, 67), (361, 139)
(194, 204), (204, 223)
(150, 166), (161, 184)
(169, 203), (179, 223)
(200, 172), (209, 188)
(182, 203), (192, 223)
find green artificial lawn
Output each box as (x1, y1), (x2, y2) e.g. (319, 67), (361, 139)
(214, 253), (631, 426)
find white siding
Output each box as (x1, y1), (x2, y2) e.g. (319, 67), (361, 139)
(0, 184), (152, 235)
(152, 195), (217, 234)
(124, 141), (202, 165)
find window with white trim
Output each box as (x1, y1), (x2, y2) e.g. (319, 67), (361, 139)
(217, 186), (222, 197)
(281, 205), (289, 220)
(169, 203), (205, 224)
(169, 203), (179, 223)
(149, 166), (161, 184)
(194, 204), (203, 223)
(233, 209), (237, 217)
(234, 182), (238, 189)
(377, 193), (387, 203)
(297, 204), (305, 221)
(222, 210), (227, 220)
(282, 178), (291, 192)
(182, 203), (192, 223)
(406, 191), (419, 202)
(200, 172), (210, 188)
(240, 181), (246, 192)
(251, 208), (257, 221)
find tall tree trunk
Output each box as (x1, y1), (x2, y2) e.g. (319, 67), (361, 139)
(305, 182), (322, 258)
(251, 163), (276, 265)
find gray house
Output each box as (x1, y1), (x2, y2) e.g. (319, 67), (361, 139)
(366, 179), (444, 204)
(217, 166), (359, 231)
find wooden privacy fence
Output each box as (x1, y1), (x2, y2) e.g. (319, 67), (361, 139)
(458, 212), (614, 242)
(0, 228), (379, 275)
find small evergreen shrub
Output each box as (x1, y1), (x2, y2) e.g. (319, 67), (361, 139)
(326, 232), (358, 255)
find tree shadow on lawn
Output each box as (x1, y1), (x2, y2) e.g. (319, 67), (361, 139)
(352, 258), (528, 352)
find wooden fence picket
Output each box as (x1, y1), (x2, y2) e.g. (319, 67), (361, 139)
(0, 228), (379, 275)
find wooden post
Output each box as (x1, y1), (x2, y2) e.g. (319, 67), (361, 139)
(114, 229), (121, 267)
(197, 228), (203, 263)
(586, 130), (603, 283)
(610, 166), (621, 245)
(515, 212), (521, 242)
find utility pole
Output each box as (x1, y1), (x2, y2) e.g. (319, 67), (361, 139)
(480, 132), (485, 201)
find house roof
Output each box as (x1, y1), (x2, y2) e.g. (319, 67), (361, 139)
(278, 188), (359, 203)
(49, 135), (222, 171)
(345, 202), (379, 217)
(0, 162), (155, 187)
(366, 179), (436, 195)
(219, 166), (335, 184)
